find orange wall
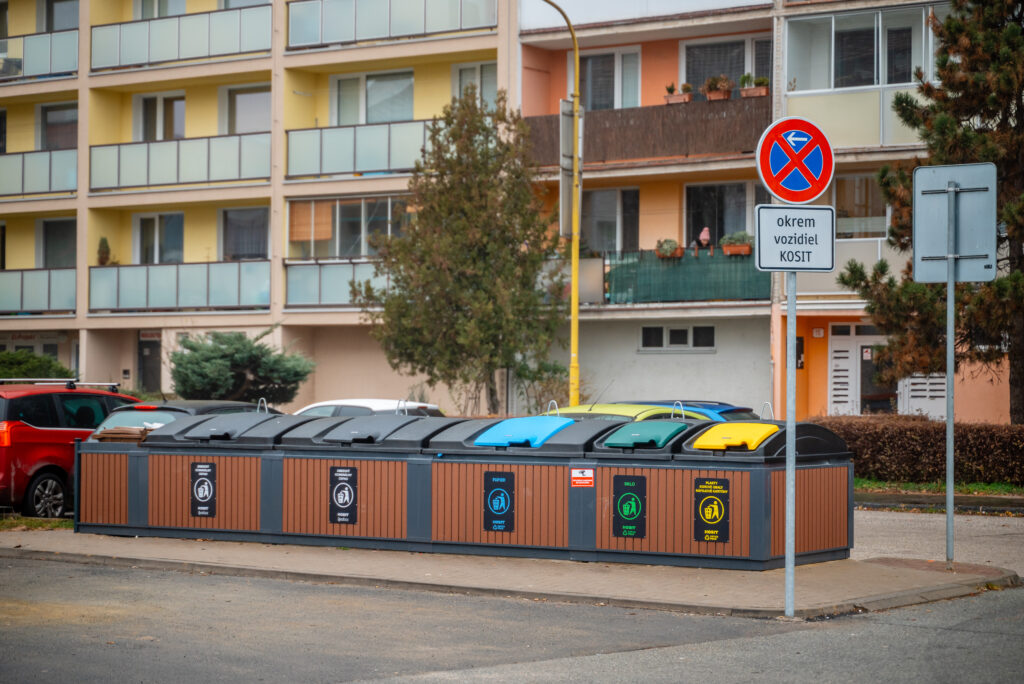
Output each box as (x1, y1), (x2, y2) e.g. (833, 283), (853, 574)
(522, 45), (554, 117)
(642, 40), (679, 107)
(638, 182), (681, 248)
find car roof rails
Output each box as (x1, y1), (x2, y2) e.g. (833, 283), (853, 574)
(0, 378), (121, 392)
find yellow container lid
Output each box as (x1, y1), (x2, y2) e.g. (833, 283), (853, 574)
(693, 423), (780, 451)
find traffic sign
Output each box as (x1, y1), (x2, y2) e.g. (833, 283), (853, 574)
(756, 117), (835, 204)
(756, 205), (835, 272)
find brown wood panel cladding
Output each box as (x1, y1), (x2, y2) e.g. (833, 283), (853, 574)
(79, 452), (129, 525)
(282, 459), (407, 539)
(431, 463), (568, 547)
(526, 97), (772, 167)
(148, 454), (260, 530)
(770, 466), (849, 556)
(595, 468), (750, 557)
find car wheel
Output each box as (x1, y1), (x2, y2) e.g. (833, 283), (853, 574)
(23, 472), (66, 518)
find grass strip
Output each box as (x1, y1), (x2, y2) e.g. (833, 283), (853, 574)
(854, 478), (1024, 496)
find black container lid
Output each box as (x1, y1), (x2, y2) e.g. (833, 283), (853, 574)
(232, 414), (317, 446)
(142, 414), (216, 446)
(677, 421), (851, 461)
(180, 413), (284, 445)
(425, 418), (505, 454)
(320, 415), (423, 446)
(278, 417), (353, 447)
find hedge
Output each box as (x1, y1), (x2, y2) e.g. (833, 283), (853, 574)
(812, 415), (1024, 486)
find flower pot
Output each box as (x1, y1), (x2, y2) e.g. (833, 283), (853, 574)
(721, 243), (752, 256)
(705, 90), (732, 101)
(657, 247), (684, 259)
(664, 92), (692, 104)
(740, 86), (769, 98)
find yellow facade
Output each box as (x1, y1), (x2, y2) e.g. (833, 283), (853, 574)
(8, 1), (37, 36)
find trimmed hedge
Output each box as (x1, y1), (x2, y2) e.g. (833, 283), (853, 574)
(812, 415), (1024, 486)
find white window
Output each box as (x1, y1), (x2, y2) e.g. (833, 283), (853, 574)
(681, 36), (771, 101)
(640, 325), (715, 351)
(134, 91), (185, 142)
(684, 182), (768, 246)
(220, 84), (270, 134)
(580, 189), (638, 254)
(46, 0), (77, 31)
(334, 71), (414, 126)
(134, 213), (184, 264)
(454, 62), (498, 109)
(834, 175), (887, 239)
(137, 0), (185, 19)
(220, 207), (268, 261)
(36, 218), (76, 268)
(288, 196), (410, 258)
(568, 47), (640, 111)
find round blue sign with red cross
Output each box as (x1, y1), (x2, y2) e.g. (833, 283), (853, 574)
(756, 117), (835, 204)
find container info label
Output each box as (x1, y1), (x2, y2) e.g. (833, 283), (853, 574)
(190, 462), (216, 518)
(613, 475), (646, 538)
(694, 478), (730, 543)
(484, 471), (515, 533)
(329, 467), (358, 525)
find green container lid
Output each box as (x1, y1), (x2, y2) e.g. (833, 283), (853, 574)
(603, 421), (689, 449)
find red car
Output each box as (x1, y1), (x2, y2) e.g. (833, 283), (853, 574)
(0, 383), (138, 517)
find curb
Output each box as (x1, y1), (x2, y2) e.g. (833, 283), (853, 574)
(1, 546), (1018, 621)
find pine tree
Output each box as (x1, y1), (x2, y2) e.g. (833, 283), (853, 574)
(353, 86), (566, 415)
(839, 0), (1024, 423)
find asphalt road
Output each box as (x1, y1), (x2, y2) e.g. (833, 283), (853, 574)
(1, 556), (1022, 683)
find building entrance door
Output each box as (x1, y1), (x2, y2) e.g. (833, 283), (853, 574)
(138, 339), (161, 393)
(827, 324), (896, 415)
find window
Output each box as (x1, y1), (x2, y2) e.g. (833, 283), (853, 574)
(335, 71), (414, 125)
(223, 0), (269, 7)
(137, 214), (184, 264)
(139, 0), (185, 18)
(685, 41), (743, 101)
(41, 103), (77, 150)
(0, 2), (7, 41)
(456, 62), (498, 109)
(571, 49), (640, 111)
(0, 110), (6, 154)
(9, 395), (60, 428)
(288, 196), (410, 258)
(834, 14), (875, 88)
(753, 39), (772, 83)
(227, 86), (270, 134)
(580, 189), (638, 254)
(57, 394), (106, 429)
(221, 207), (268, 260)
(41, 219), (75, 268)
(693, 326), (715, 348)
(640, 325), (714, 351)
(1, 223), (5, 269)
(685, 183), (746, 246)
(140, 94), (184, 142)
(46, 0), (77, 31)
(834, 176), (886, 238)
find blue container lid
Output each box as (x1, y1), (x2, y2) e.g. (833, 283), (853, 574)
(473, 416), (575, 448)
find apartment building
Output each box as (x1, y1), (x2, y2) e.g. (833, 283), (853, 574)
(0, 0), (1007, 420)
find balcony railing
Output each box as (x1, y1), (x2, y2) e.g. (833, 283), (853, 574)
(287, 121), (426, 178)
(0, 30), (78, 81)
(0, 150), (77, 196)
(90, 133), (271, 190)
(89, 260), (270, 312)
(287, 0), (497, 48)
(91, 5), (271, 70)
(285, 259), (386, 307)
(604, 250), (771, 304)
(0, 268), (76, 315)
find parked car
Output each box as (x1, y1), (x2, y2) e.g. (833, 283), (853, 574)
(614, 400), (761, 422)
(295, 398), (444, 418)
(89, 400), (281, 437)
(0, 383), (138, 517)
(547, 403), (708, 422)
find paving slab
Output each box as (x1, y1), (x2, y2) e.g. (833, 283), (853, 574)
(0, 529), (1016, 619)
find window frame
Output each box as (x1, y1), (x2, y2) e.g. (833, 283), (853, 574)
(286, 195), (411, 259)
(217, 83), (271, 135)
(135, 0), (186, 19)
(35, 217), (76, 269)
(678, 33), (772, 100)
(133, 212), (185, 265)
(638, 324), (716, 353)
(832, 173), (890, 241)
(330, 69), (415, 126)
(566, 45), (642, 111)
(580, 187), (639, 254)
(36, 101), (77, 151)
(452, 61), (498, 108)
(683, 180), (764, 247)
(132, 90), (186, 142)
(218, 206), (270, 261)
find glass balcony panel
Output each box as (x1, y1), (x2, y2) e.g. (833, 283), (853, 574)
(425, 0), (459, 33)
(177, 264), (209, 307)
(119, 144), (149, 187)
(209, 136), (240, 181)
(148, 18), (180, 63)
(119, 267), (148, 309)
(178, 139), (209, 182)
(286, 265), (319, 306)
(240, 133), (271, 178)
(391, 0), (425, 36)
(287, 130), (321, 176)
(148, 142), (178, 185)
(91, 26), (119, 68)
(22, 270), (49, 311)
(23, 34), (50, 77)
(355, 125), (389, 172)
(210, 11), (241, 56)
(120, 22), (150, 65)
(322, 127), (355, 174)
(323, 0), (355, 44)
(50, 150), (76, 191)
(90, 147), (119, 189)
(209, 262), (240, 307)
(462, 0), (496, 28)
(0, 38), (26, 79)
(23, 152), (51, 194)
(240, 5), (272, 52)
(354, 261), (385, 294)
(319, 263), (353, 305)
(389, 121), (424, 170)
(355, 0), (387, 40)
(0, 272), (20, 311)
(289, 1), (322, 46)
(178, 14), (210, 59)
(148, 265), (178, 308)
(0, 155), (24, 195)
(240, 261), (270, 307)
(50, 269), (76, 310)
(89, 268), (118, 310)
(51, 31), (78, 73)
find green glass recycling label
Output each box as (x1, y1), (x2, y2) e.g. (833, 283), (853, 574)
(613, 475), (646, 538)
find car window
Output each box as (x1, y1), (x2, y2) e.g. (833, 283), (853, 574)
(96, 410), (183, 430)
(336, 406), (373, 416)
(299, 405), (337, 417)
(639, 412), (673, 421)
(561, 413), (628, 421)
(106, 396), (138, 412)
(58, 394), (108, 429)
(206, 406), (255, 414)
(8, 395), (61, 428)
(721, 411), (761, 421)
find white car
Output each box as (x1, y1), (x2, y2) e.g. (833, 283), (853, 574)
(295, 398), (445, 418)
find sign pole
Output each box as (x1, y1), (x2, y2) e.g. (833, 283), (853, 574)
(945, 181), (957, 569)
(785, 271), (797, 617)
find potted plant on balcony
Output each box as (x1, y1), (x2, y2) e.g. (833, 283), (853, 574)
(700, 74), (735, 101)
(719, 231), (753, 255)
(664, 82), (693, 104)
(656, 238), (684, 258)
(739, 73), (770, 98)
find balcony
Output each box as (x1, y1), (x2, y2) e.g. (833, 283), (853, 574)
(602, 251), (771, 305)
(287, 0), (497, 49)
(285, 259), (386, 308)
(89, 261), (270, 313)
(0, 150), (77, 196)
(90, 133), (271, 191)
(91, 5), (271, 71)
(526, 97), (772, 167)
(287, 121), (426, 178)
(0, 30), (78, 82)
(0, 268), (76, 315)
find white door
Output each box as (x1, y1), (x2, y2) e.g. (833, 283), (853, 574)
(827, 324), (896, 415)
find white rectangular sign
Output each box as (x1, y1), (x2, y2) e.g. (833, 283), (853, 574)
(756, 205), (836, 272)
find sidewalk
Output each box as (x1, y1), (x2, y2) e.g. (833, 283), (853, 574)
(0, 526), (1017, 619)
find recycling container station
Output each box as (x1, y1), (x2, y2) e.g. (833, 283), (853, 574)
(76, 414), (853, 570)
